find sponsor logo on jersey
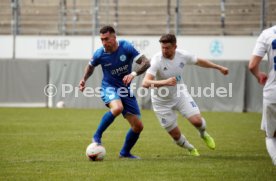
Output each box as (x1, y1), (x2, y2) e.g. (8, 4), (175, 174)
(111, 64), (129, 75)
(163, 67), (168, 71)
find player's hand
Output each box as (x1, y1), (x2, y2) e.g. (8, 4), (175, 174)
(79, 79), (86, 92)
(257, 72), (267, 85)
(220, 66), (229, 75)
(123, 74), (134, 85)
(165, 77), (177, 86)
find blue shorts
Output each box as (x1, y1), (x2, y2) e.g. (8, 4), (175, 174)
(101, 87), (141, 117)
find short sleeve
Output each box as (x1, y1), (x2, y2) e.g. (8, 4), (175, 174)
(252, 32), (267, 58)
(89, 48), (102, 67)
(146, 54), (160, 76)
(89, 57), (97, 66)
(121, 40), (140, 61)
(185, 53), (197, 65)
(177, 49), (197, 64)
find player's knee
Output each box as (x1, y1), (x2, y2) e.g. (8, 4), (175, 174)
(111, 106), (124, 116)
(168, 125), (181, 140)
(171, 132), (181, 141)
(194, 122), (202, 128)
(133, 121), (143, 133)
(190, 117), (202, 127)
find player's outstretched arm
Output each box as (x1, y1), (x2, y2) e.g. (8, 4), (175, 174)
(248, 55), (267, 85)
(196, 58), (229, 75)
(79, 64), (95, 92)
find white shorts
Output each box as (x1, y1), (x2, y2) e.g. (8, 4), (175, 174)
(261, 101), (276, 138)
(152, 92), (200, 132)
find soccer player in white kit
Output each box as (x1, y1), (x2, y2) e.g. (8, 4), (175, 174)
(142, 34), (229, 156)
(249, 25), (276, 166)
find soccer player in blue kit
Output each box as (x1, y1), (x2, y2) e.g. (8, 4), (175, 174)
(79, 26), (150, 159)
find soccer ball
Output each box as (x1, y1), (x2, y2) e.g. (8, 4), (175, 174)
(56, 101), (65, 108)
(86, 143), (106, 161)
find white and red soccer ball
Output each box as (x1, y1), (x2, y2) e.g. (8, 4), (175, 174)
(86, 143), (106, 161)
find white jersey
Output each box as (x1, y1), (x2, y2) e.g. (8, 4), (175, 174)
(147, 49), (197, 102)
(252, 25), (276, 103)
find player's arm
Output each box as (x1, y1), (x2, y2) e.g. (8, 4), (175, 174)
(79, 64), (95, 92)
(134, 55), (151, 76)
(123, 55), (151, 85)
(248, 55), (267, 85)
(142, 73), (176, 88)
(195, 58), (229, 75)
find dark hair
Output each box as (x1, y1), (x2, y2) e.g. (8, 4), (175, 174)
(100, 26), (116, 34)
(159, 34), (177, 44)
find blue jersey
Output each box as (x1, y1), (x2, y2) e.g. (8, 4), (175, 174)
(89, 40), (140, 89)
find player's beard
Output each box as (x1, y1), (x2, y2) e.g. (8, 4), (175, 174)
(104, 43), (117, 53)
(163, 53), (173, 59)
(103, 45), (111, 52)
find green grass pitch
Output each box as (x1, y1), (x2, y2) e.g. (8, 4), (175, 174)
(0, 108), (275, 180)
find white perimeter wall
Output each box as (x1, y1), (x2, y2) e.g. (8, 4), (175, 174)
(0, 35), (261, 61)
(0, 35), (264, 112)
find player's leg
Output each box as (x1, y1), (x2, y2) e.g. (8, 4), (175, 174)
(168, 125), (199, 156)
(262, 102), (276, 165)
(187, 114), (215, 150)
(119, 114), (143, 159)
(153, 101), (199, 156)
(177, 91), (215, 150)
(93, 88), (123, 144)
(119, 96), (143, 159)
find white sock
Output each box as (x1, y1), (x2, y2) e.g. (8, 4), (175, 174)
(175, 134), (195, 151)
(198, 118), (206, 137)
(266, 137), (276, 166)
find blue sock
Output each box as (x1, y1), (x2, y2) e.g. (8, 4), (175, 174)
(120, 129), (140, 156)
(93, 111), (115, 143)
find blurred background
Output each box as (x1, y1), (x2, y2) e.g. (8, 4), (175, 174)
(2, 0), (275, 35)
(0, 0), (275, 111)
